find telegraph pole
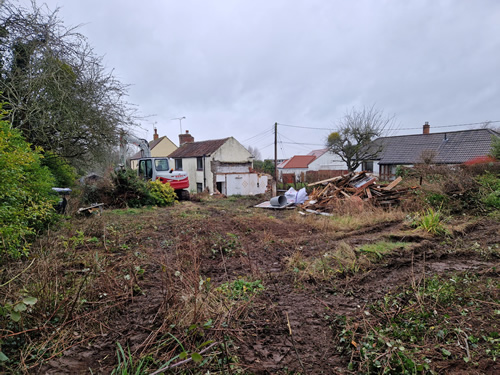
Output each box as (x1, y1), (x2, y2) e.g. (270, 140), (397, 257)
(274, 122), (278, 188)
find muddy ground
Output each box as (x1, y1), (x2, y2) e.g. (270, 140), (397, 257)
(25, 197), (500, 374)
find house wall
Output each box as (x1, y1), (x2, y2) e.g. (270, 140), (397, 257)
(211, 137), (254, 163)
(152, 138), (177, 158)
(174, 138), (255, 194)
(176, 157), (208, 193)
(217, 173), (268, 196)
(309, 152), (347, 171)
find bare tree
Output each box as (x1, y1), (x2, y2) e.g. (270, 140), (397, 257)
(247, 145), (262, 160)
(326, 106), (396, 172)
(0, 1), (137, 167)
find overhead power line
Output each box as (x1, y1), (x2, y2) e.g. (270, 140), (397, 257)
(277, 120), (500, 131)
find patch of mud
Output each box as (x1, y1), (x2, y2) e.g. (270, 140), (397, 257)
(39, 203), (500, 374)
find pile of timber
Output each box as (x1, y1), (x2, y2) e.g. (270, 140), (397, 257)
(302, 172), (414, 212)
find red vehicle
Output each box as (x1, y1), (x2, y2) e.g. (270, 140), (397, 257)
(120, 131), (190, 200)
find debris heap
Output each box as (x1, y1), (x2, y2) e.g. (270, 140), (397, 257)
(301, 172), (414, 212)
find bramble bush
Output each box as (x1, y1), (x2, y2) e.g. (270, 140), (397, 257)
(0, 115), (57, 260)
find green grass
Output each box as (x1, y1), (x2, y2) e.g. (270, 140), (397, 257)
(357, 241), (410, 260)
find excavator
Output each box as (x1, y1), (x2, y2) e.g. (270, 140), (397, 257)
(119, 131), (190, 200)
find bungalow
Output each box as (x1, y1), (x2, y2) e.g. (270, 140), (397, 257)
(168, 131), (268, 196)
(364, 123), (499, 180)
(277, 155), (316, 183)
(130, 128), (177, 169)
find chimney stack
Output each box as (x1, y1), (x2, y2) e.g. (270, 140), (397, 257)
(153, 127), (159, 140)
(179, 130), (194, 145)
(423, 122), (430, 134)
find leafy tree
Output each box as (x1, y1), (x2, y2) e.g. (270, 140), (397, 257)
(253, 159), (275, 175)
(491, 135), (500, 160)
(0, 107), (57, 259)
(326, 106), (396, 172)
(0, 1), (136, 168)
(41, 151), (77, 187)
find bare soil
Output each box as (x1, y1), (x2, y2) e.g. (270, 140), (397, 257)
(25, 197), (500, 374)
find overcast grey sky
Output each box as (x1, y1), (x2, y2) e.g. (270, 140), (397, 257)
(25, 0), (500, 159)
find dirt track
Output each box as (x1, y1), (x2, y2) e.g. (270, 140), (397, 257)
(40, 199), (500, 374)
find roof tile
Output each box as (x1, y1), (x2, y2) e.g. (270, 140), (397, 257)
(168, 138), (230, 158)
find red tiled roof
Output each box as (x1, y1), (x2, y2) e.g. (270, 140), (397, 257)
(168, 138), (230, 158)
(281, 155), (316, 169)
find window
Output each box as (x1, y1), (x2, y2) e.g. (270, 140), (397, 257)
(363, 161), (373, 173)
(175, 159), (182, 170)
(197, 183), (203, 193)
(155, 159), (169, 171)
(138, 159), (153, 179)
(197, 157), (203, 170)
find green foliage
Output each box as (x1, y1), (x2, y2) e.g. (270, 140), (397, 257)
(147, 180), (177, 207)
(357, 241), (410, 260)
(215, 278), (264, 300)
(210, 232), (240, 257)
(111, 342), (153, 375)
(253, 159), (275, 175)
(334, 272), (499, 374)
(411, 208), (448, 235)
(476, 172), (500, 210)
(112, 169), (152, 208)
(490, 135), (500, 159)
(0, 116), (57, 259)
(40, 151), (77, 187)
(425, 192), (449, 208)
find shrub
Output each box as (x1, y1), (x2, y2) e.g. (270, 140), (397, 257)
(476, 172), (500, 210)
(0, 116), (57, 259)
(148, 180), (177, 206)
(111, 169), (152, 208)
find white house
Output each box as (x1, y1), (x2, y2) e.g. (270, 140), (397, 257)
(168, 131), (269, 196)
(307, 148), (348, 171)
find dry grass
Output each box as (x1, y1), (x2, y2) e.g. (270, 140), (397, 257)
(292, 204), (405, 233)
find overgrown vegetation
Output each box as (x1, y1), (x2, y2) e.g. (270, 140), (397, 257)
(1, 162), (499, 373)
(333, 272), (500, 374)
(0, 113), (57, 259)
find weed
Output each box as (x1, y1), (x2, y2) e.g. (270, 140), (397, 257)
(215, 278), (264, 300)
(111, 342), (153, 374)
(411, 208), (449, 235)
(210, 232), (240, 257)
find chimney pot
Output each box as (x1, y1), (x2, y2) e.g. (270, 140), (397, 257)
(153, 127), (159, 140)
(423, 122), (430, 134)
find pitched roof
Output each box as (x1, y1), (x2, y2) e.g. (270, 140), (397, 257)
(308, 148), (328, 158)
(371, 129), (499, 165)
(168, 138), (230, 158)
(280, 155), (316, 169)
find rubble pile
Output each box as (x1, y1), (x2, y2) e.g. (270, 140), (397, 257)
(301, 172), (415, 212)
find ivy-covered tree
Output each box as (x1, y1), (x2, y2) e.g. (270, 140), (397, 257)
(0, 1), (136, 167)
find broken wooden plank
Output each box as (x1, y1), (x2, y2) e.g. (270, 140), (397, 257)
(383, 176), (403, 191)
(307, 175), (346, 187)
